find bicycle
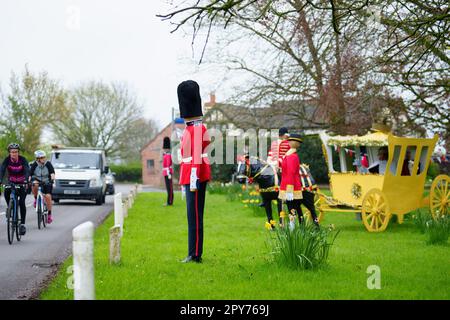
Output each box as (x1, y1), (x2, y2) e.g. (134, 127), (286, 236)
(4, 183), (26, 245)
(35, 182), (49, 230)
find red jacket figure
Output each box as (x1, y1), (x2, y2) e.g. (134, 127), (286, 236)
(162, 137), (174, 206)
(177, 80), (211, 263)
(278, 148), (303, 201)
(162, 152), (173, 177)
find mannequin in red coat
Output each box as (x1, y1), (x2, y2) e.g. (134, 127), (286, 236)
(177, 80), (211, 264)
(162, 137), (174, 206)
(278, 133), (319, 227)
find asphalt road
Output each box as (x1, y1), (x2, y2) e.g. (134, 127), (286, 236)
(0, 184), (134, 300)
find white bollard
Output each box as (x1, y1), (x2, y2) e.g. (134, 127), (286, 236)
(123, 199), (128, 218)
(73, 221), (95, 300)
(128, 193), (133, 209)
(109, 225), (121, 264)
(114, 193), (123, 237)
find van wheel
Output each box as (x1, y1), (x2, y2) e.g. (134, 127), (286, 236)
(95, 196), (102, 205)
(102, 194), (106, 204)
(54, 199), (59, 204)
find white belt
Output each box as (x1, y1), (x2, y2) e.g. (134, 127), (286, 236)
(182, 153), (208, 163)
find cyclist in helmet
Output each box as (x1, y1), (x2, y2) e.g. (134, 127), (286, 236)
(0, 143), (30, 235)
(30, 150), (55, 224)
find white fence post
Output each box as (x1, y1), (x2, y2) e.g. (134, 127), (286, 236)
(123, 198), (128, 218)
(72, 221), (95, 300)
(128, 193), (133, 209)
(114, 193), (123, 237)
(109, 225), (121, 264)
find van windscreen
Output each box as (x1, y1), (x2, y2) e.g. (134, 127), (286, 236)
(52, 153), (100, 169)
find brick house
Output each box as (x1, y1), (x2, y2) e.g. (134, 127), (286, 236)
(140, 119), (184, 187)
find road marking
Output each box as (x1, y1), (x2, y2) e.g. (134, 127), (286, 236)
(0, 212), (5, 216)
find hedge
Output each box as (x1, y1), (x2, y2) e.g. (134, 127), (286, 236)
(110, 162), (142, 183)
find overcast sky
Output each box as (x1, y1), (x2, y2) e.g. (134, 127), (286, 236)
(0, 0), (230, 130)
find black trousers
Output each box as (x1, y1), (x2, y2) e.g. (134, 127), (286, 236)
(261, 191), (282, 223)
(184, 181), (207, 258)
(286, 191), (317, 223)
(164, 176), (174, 205)
(4, 186), (27, 224)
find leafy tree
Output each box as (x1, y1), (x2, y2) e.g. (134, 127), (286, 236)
(0, 66), (67, 156)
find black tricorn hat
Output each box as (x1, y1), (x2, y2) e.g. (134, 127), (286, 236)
(287, 133), (303, 143)
(163, 136), (171, 149)
(177, 80), (203, 119)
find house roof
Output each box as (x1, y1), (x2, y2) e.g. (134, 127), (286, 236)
(140, 122), (172, 153)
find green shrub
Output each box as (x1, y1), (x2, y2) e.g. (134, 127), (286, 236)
(268, 221), (340, 270)
(427, 162), (440, 181)
(425, 214), (450, 245)
(411, 209), (431, 234)
(110, 162), (142, 183)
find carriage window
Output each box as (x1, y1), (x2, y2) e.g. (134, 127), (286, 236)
(389, 146), (402, 175)
(401, 146), (418, 176)
(418, 146), (429, 175)
(330, 146), (342, 172)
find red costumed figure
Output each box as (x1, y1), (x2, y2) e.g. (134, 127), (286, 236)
(162, 136), (174, 206)
(278, 133), (319, 227)
(178, 80), (211, 264)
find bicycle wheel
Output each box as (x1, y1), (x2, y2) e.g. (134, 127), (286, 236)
(16, 221), (21, 241)
(37, 198), (42, 230)
(6, 199), (14, 245)
(42, 204), (47, 228)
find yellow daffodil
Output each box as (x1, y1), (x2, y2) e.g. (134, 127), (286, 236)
(242, 185), (246, 190)
(280, 211), (286, 218)
(270, 220), (276, 226)
(265, 222), (272, 230)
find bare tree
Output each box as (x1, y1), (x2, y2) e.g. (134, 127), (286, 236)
(51, 81), (143, 158)
(159, 0), (449, 139)
(117, 117), (159, 162)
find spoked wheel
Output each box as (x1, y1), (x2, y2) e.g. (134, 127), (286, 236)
(430, 175), (450, 219)
(6, 202), (14, 245)
(361, 189), (391, 232)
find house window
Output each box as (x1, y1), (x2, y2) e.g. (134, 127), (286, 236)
(147, 159), (155, 173)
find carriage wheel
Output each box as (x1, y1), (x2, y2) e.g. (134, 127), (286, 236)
(430, 175), (450, 219)
(361, 189), (391, 232)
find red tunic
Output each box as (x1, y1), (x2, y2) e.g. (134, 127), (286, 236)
(278, 148), (303, 200)
(179, 122), (211, 185)
(162, 152), (173, 176)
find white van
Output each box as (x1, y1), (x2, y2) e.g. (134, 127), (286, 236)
(50, 147), (108, 205)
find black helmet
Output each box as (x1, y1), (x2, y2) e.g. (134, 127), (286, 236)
(7, 143), (20, 151)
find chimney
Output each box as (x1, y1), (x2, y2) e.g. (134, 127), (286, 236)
(209, 92), (216, 105)
(204, 91), (216, 111)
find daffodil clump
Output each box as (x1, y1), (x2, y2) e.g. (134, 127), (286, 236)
(412, 209), (450, 245)
(267, 220), (340, 270)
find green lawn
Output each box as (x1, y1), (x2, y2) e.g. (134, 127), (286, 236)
(41, 191), (450, 300)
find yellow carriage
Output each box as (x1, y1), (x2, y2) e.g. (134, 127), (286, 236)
(313, 124), (449, 232)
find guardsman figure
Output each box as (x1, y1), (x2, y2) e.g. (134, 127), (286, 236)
(162, 136), (174, 206)
(278, 133), (319, 227)
(177, 80), (211, 263)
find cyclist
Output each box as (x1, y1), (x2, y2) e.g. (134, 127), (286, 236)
(30, 150), (55, 224)
(0, 143), (30, 235)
